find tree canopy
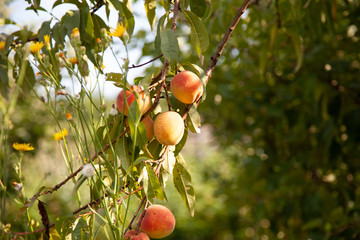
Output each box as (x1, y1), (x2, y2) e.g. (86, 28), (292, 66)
(1, 0), (360, 239)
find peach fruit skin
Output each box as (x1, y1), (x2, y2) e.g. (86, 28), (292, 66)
(123, 230), (150, 240)
(153, 111), (184, 146)
(141, 115), (154, 140)
(170, 70), (203, 104)
(140, 205), (176, 239)
(116, 85), (151, 116)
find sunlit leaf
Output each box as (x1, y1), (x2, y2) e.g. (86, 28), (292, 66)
(173, 154), (195, 216)
(181, 10), (209, 57)
(160, 29), (179, 61)
(186, 105), (201, 134)
(145, 0), (156, 30)
(143, 164), (165, 200)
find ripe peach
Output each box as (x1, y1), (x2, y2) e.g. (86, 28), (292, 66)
(141, 115), (154, 140)
(123, 229), (150, 240)
(140, 205), (176, 239)
(126, 116), (154, 141)
(153, 111), (184, 146)
(170, 70), (203, 104)
(117, 85), (151, 116)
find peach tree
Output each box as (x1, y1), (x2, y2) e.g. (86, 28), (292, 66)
(0, 0), (251, 239)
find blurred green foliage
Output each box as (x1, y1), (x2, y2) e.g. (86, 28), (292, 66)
(165, 0), (360, 239)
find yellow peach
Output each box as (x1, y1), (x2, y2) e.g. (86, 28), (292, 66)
(153, 111), (184, 146)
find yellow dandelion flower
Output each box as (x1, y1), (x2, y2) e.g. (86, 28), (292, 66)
(109, 23), (126, 38)
(71, 28), (80, 38)
(65, 112), (73, 121)
(0, 41), (5, 50)
(12, 143), (35, 152)
(44, 34), (51, 50)
(44, 35), (50, 45)
(30, 41), (44, 54)
(53, 128), (68, 141)
(69, 57), (78, 65)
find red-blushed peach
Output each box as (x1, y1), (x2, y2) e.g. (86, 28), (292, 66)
(153, 111), (184, 146)
(126, 115), (154, 141)
(123, 229), (150, 240)
(117, 85), (151, 116)
(170, 70), (203, 104)
(140, 205), (176, 239)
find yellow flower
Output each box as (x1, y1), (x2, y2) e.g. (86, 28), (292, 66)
(109, 23), (126, 38)
(71, 28), (80, 38)
(30, 41), (44, 54)
(44, 35), (50, 45)
(12, 143), (35, 152)
(53, 128), (68, 141)
(0, 41), (5, 50)
(44, 34), (51, 50)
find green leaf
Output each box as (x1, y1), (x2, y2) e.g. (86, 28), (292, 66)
(190, 0), (206, 17)
(38, 20), (51, 42)
(180, 0), (189, 10)
(173, 154), (195, 216)
(52, 22), (65, 45)
(160, 29), (179, 61)
(80, 7), (94, 44)
(174, 129), (188, 156)
(181, 10), (209, 57)
(22, 60), (36, 94)
(115, 136), (131, 173)
(55, 216), (76, 239)
(128, 111), (148, 151)
(61, 10), (80, 38)
(91, 14), (108, 39)
(72, 218), (88, 240)
(186, 105), (201, 134)
(155, 14), (167, 54)
(0, 19), (20, 27)
(143, 164), (165, 200)
(0, 57), (8, 98)
(145, 0), (156, 30)
(134, 156), (151, 165)
(105, 72), (126, 88)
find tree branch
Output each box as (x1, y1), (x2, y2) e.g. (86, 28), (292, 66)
(205, 0), (252, 84)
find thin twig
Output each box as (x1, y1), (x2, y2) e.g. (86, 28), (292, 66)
(129, 54), (163, 69)
(275, 0), (281, 28)
(90, 0), (104, 15)
(124, 196), (147, 234)
(135, 199), (150, 233)
(205, 0), (252, 84)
